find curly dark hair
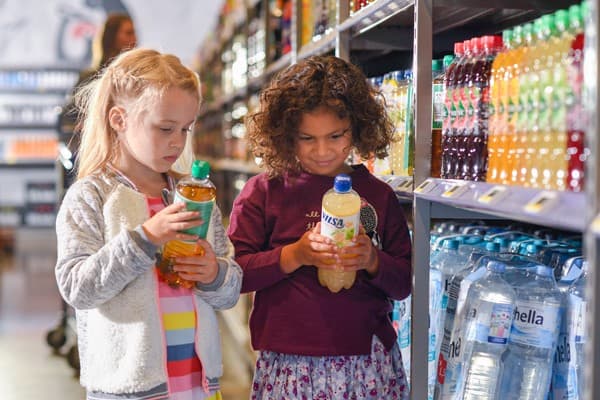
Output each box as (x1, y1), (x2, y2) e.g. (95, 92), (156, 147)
(246, 55), (395, 177)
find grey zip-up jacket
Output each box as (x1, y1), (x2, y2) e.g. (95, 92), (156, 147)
(55, 171), (242, 395)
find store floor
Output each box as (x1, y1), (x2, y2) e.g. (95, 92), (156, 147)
(0, 228), (252, 400)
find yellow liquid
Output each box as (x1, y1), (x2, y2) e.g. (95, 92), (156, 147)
(158, 183), (216, 288)
(486, 47), (506, 183)
(319, 189), (361, 293)
(547, 29), (573, 191)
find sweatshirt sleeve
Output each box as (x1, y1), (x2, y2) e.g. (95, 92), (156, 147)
(365, 190), (412, 301)
(227, 176), (288, 293)
(55, 180), (156, 310)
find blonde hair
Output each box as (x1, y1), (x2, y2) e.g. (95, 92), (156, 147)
(75, 48), (201, 179)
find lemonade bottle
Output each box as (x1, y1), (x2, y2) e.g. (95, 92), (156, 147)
(319, 174), (361, 293)
(158, 160), (216, 288)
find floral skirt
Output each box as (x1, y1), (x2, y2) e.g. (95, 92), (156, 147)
(251, 337), (409, 400)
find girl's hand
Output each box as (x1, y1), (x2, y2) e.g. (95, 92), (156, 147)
(280, 222), (338, 274)
(142, 202), (203, 246)
(335, 225), (379, 276)
(172, 239), (219, 284)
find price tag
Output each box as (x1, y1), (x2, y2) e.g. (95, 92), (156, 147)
(592, 214), (600, 234)
(441, 182), (468, 198)
(414, 179), (436, 194)
(396, 177), (414, 192)
(478, 186), (508, 204)
(524, 191), (559, 214)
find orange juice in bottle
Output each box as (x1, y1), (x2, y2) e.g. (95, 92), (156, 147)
(158, 160), (216, 288)
(319, 174), (361, 293)
(512, 23), (536, 186)
(486, 32), (507, 183)
(499, 27), (517, 184)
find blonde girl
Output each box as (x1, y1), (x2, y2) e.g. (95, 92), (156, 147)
(55, 48), (241, 400)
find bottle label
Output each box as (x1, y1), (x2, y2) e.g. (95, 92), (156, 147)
(320, 207), (359, 247)
(173, 192), (214, 239)
(466, 302), (513, 345)
(510, 300), (561, 348)
(432, 83), (444, 129)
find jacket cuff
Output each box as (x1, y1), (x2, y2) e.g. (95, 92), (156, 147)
(196, 259), (228, 291)
(132, 226), (159, 258)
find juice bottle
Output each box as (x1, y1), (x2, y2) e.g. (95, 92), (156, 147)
(548, 10), (573, 191)
(158, 160), (216, 288)
(486, 31), (508, 183)
(466, 35), (498, 181)
(457, 37), (480, 180)
(532, 16), (555, 189)
(566, 3), (586, 192)
(403, 70), (415, 176)
(503, 25), (525, 185)
(513, 23), (535, 186)
(431, 58), (449, 178)
(319, 174), (361, 293)
(441, 42), (464, 179)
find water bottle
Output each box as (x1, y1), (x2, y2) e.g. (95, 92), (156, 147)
(158, 160), (216, 288)
(499, 265), (562, 400)
(552, 259), (587, 400)
(460, 261), (516, 400)
(429, 239), (467, 399)
(319, 174), (361, 293)
(434, 242), (500, 399)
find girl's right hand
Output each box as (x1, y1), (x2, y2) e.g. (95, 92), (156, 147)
(280, 222), (337, 274)
(141, 202), (202, 246)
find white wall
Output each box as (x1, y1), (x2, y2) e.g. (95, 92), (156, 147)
(0, 0), (223, 69)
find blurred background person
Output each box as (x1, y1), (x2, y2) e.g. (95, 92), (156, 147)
(58, 12), (137, 188)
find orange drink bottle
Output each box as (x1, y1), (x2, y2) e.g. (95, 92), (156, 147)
(158, 160), (216, 288)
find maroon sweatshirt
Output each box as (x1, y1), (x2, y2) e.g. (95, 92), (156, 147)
(227, 165), (412, 356)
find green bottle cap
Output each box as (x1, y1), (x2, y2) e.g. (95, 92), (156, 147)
(443, 55), (455, 69)
(432, 59), (443, 72)
(554, 10), (569, 33)
(191, 160), (210, 179)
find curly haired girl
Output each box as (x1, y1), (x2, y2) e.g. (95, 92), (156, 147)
(228, 55), (411, 399)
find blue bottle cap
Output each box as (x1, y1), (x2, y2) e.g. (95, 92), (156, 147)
(487, 260), (506, 273)
(333, 174), (352, 193)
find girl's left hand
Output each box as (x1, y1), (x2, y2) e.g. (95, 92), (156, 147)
(172, 239), (219, 284)
(335, 225), (379, 276)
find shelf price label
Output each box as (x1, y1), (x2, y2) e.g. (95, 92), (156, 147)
(524, 191), (559, 214)
(396, 177), (413, 192)
(592, 214), (600, 235)
(441, 182), (468, 198)
(414, 179), (436, 194)
(478, 186), (508, 205)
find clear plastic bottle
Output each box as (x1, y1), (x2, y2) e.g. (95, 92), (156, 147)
(460, 261), (516, 400)
(552, 258), (587, 400)
(158, 160), (216, 288)
(498, 265), (562, 400)
(318, 174), (361, 293)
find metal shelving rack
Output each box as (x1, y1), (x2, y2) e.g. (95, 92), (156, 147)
(198, 1), (599, 398)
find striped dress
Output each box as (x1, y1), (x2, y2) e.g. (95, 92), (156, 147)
(149, 196), (222, 400)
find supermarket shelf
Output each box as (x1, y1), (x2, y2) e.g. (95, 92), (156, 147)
(379, 175), (414, 203)
(0, 161), (56, 168)
(338, 0), (413, 36)
(213, 158), (262, 175)
(0, 124), (59, 130)
(264, 53), (292, 77)
(297, 30), (336, 61)
(414, 178), (585, 232)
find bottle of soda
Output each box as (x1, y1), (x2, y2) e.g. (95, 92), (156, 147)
(158, 160), (216, 288)
(431, 58), (447, 178)
(319, 174), (361, 293)
(441, 42), (464, 179)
